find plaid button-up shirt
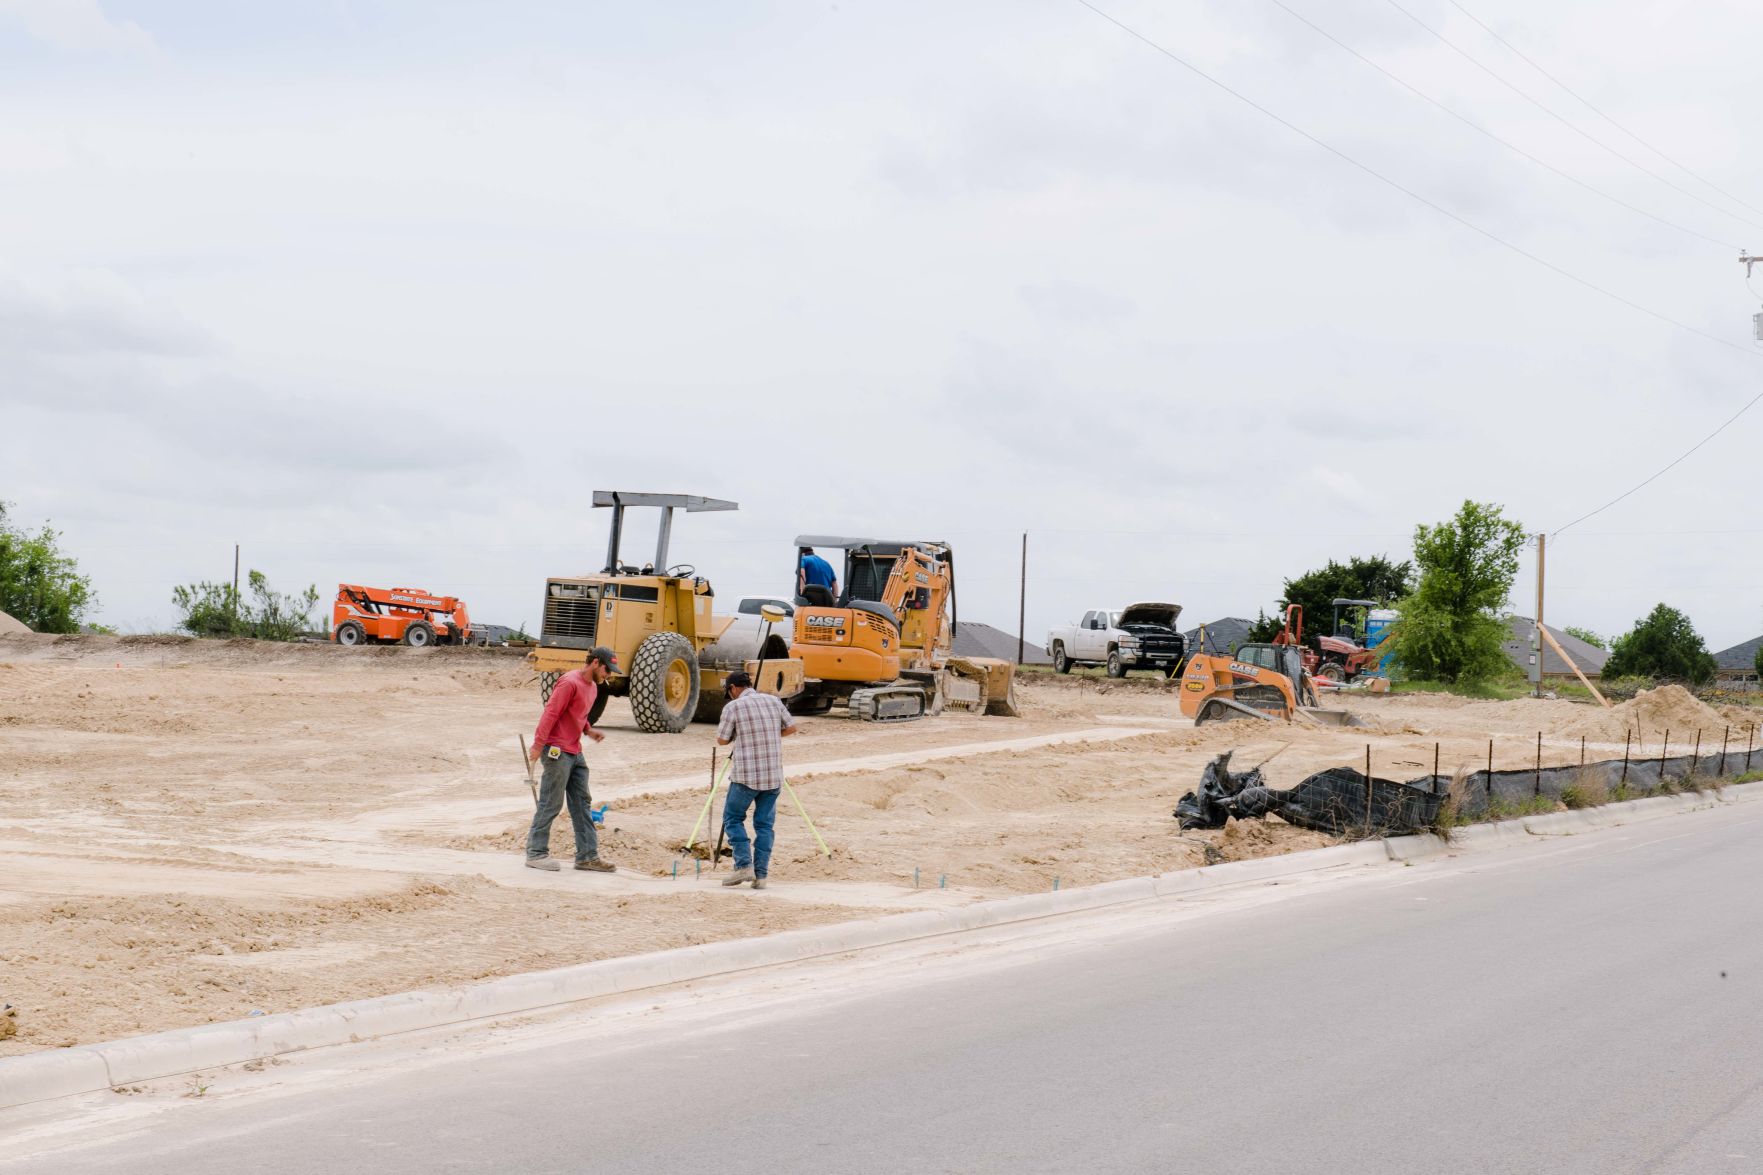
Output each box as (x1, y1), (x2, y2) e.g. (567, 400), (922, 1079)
(717, 689), (794, 790)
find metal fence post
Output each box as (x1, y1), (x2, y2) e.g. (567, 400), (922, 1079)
(1693, 729), (1703, 784)
(1486, 739), (1494, 804)
(1722, 726), (1730, 778)
(1433, 742), (1440, 795)
(1661, 729), (1670, 786)
(1622, 729), (1631, 784)
(1534, 731), (1542, 798)
(1364, 744), (1373, 836)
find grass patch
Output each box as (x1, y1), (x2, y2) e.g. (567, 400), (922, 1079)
(1735, 770), (1763, 784)
(1392, 679), (1534, 702)
(1559, 770), (1610, 810)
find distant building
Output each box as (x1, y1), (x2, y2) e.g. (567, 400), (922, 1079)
(1713, 636), (1761, 688)
(470, 623), (520, 646)
(1183, 617), (1253, 658)
(1503, 617), (1609, 680)
(953, 621), (1051, 665)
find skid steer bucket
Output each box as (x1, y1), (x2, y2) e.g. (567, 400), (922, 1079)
(1297, 707), (1365, 728)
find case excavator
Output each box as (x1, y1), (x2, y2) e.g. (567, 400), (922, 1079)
(782, 536), (1017, 722)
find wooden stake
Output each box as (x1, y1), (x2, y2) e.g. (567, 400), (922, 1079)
(1537, 623), (1610, 708)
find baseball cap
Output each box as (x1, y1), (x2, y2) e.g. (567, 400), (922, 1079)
(725, 670), (753, 690)
(587, 646), (619, 670)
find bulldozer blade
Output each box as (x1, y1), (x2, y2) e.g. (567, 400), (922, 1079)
(946, 656), (1020, 717)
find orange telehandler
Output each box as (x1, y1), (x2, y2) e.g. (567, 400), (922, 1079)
(332, 585), (472, 648)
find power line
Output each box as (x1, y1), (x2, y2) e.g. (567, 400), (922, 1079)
(1445, 0), (1763, 223)
(1382, 0), (1763, 237)
(1073, 1), (1755, 355)
(1551, 386), (1763, 536)
(1071, 1), (1763, 540)
(1263, 0), (1735, 250)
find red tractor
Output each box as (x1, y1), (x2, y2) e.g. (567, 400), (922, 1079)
(1313, 598), (1387, 683)
(332, 585), (472, 648)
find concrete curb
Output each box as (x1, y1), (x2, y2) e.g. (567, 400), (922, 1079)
(1523, 791), (1714, 837)
(0, 784), (1739, 1109)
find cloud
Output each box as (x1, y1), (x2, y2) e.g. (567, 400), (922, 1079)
(0, 0), (154, 55)
(0, 267), (211, 360)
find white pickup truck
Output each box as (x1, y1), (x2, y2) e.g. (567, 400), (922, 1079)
(1046, 603), (1186, 678)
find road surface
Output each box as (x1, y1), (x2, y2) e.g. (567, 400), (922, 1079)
(7, 801), (1763, 1173)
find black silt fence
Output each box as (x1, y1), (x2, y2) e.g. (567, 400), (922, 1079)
(1407, 750), (1752, 817)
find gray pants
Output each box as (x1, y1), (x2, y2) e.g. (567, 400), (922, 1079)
(526, 749), (597, 862)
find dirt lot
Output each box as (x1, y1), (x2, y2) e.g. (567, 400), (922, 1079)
(2, 634), (1754, 1055)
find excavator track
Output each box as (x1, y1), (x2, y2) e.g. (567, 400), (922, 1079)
(848, 684), (928, 722)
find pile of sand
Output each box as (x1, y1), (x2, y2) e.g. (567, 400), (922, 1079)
(0, 610), (29, 636)
(1563, 685), (1732, 743)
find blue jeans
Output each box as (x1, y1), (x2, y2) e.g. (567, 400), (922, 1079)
(722, 781), (779, 878)
(527, 749), (597, 862)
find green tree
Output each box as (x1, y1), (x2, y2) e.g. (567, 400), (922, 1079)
(172, 570), (319, 642)
(0, 501), (96, 634)
(1244, 555), (1414, 643)
(1564, 626), (1606, 650)
(1387, 500), (1527, 684)
(1604, 604), (1717, 685)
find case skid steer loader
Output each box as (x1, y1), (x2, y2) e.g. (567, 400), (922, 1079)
(785, 536), (1017, 722)
(527, 492), (797, 734)
(1178, 605), (1361, 727)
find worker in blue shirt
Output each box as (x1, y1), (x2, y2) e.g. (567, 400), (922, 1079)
(797, 547), (838, 600)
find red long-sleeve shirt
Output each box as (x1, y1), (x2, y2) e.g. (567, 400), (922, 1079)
(534, 671), (598, 755)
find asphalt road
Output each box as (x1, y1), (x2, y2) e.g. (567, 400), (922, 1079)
(9, 803), (1763, 1174)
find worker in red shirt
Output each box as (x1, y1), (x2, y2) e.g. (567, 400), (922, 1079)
(525, 646), (619, 872)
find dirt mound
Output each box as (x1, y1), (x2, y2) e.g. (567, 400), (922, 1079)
(1564, 685), (1731, 742)
(0, 611), (28, 636)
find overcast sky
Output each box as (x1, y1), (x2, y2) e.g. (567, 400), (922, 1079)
(4, 0), (1762, 650)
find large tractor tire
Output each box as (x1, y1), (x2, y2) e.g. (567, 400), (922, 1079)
(538, 670), (562, 703)
(402, 621), (435, 648)
(335, 621), (366, 647)
(1052, 643), (1072, 674)
(629, 632), (699, 733)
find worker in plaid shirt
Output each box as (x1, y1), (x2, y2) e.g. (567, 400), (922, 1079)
(716, 670), (799, 890)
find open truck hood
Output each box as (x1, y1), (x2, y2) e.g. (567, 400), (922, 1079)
(1117, 602), (1182, 629)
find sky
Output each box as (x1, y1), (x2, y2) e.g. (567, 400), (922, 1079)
(3, 0), (1762, 651)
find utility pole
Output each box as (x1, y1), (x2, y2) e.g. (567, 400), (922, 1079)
(1017, 532), (1027, 665)
(1740, 254), (1763, 339)
(1532, 532), (1546, 698)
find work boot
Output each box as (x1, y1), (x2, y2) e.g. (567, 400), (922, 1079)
(722, 867), (754, 887)
(525, 857), (560, 872)
(752, 877), (768, 890)
(574, 858), (616, 873)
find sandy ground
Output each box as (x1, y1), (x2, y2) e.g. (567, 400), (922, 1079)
(2, 633), (1756, 1056)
